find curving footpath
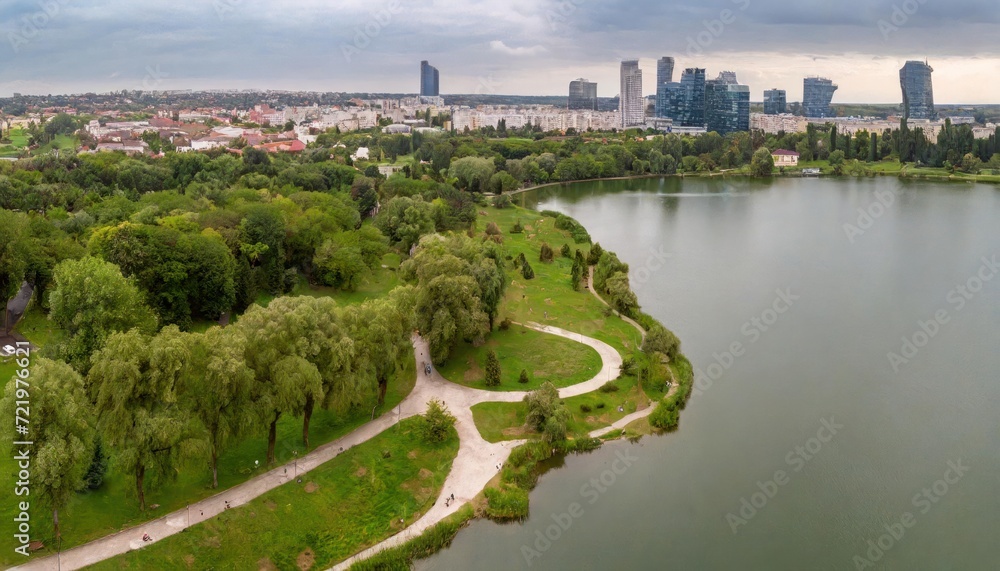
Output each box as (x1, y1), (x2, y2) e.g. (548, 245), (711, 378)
(12, 321), (625, 571)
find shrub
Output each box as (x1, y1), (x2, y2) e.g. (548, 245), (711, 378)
(499, 317), (512, 331)
(421, 399), (456, 443)
(521, 260), (535, 280)
(642, 324), (681, 360)
(619, 357), (637, 376)
(599, 381), (620, 393)
(579, 403), (593, 413)
(587, 242), (604, 266)
(560, 243), (572, 258)
(510, 219), (524, 234)
(493, 193), (512, 209)
(518, 369), (530, 384)
(650, 400), (680, 430)
(539, 243), (554, 263)
(596, 402), (606, 409)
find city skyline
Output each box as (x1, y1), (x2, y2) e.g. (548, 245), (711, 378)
(0, 1), (999, 103)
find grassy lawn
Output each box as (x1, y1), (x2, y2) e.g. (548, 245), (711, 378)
(436, 323), (601, 391)
(476, 206), (644, 360)
(471, 370), (667, 443)
(0, 361), (417, 567)
(12, 305), (64, 348)
(32, 134), (77, 155)
(90, 415), (459, 571)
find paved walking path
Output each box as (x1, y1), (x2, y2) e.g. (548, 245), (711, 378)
(14, 321), (623, 571)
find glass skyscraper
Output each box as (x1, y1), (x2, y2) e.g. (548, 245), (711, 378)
(763, 89), (787, 115)
(619, 60), (644, 128)
(664, 68), (707, 127)
(706, 73), (750, 134)
(802, 77), (837, 118)
(420, 61), (440, 97)
(900, 61), (935, 120)
(655, 57), (675, 118)
(568, 79), (598, 110)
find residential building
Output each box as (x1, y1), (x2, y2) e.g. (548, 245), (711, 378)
(772, 149), (800, 166)
(664, 68), (707, 127)
(619, 60), (644, 128)
(705, 74), (750, 134)
(655, 57), (675, 118)
(803, 77), (838, 118)
(763, 89), (787, 115)
(900, 60), (935, 121)
(420, 61), (440, 97)
(568, 78), (598, 110)
(751, 113), (808, 134)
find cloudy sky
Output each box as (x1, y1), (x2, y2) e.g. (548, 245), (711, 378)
(1, 0), (999, 103)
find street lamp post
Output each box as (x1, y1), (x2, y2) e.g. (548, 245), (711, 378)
(293, 451), (298, 478)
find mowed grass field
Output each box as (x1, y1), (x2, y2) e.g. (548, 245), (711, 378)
(436, 323), (601, 391)
(90, 416), (459, 571)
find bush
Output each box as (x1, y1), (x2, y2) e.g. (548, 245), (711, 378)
(596, 402), (606, 409)
(521, 259), (535, 280)
(619, 357), (637, 376)
(539, 243), (554, 263)
(650, 400), (680, 430)
(421, 399), (456, 443)
(510, 219), (524, 234)
(560, 243), (572, 258)
(642, 324), (681, 360)
(493, 194), (513, 209)
(518, 369), (530, 384)
(499, 317), (512, 331)
(599, 381), (620, 393)
(579, 403), (593, 413)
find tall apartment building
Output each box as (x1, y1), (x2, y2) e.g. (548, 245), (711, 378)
(568, 78), (598, 110)
(763, 89), (787, 115)
(664, 68), (707, 127)
(655, 57), (675, 118)
(706, 73), (750, 134)
(900, 60), (935, 120)
(420, 61), (440, 97)
(619, 60), (644, 128)
(803, 77), (838, 118)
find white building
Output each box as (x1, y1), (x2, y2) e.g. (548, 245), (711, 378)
(620, 60), (644, 128)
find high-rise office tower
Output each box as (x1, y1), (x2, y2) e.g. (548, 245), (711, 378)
(655, 57), (675, 117)
(763, 89), (787, 115)
(802, 77), (838, 118)
(568, 78), (598, 110)
(899, 60), (935, 120)
(620, 60), (644, 128)
(666, 68), (707, 127)
(420, 61), (440, 97)
(706, 73), (750, 135)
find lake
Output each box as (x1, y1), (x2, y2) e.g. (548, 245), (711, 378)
(415, 176), (1000, 571)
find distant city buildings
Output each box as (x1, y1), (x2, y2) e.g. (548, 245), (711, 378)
(568, 78), (598, 110)
(420, 61), (440, 97)
(763, 89), (787, 115)
(900, 60), (935, 121)
(619, 59), (644, 128)
(803, 77), (838, 118)
(705, 72), (749, 135)
(666, 68), (707, 127)
(655, 57), (675, 118)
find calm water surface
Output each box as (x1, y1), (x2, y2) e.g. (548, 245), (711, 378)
(416, 177), (1000, 571)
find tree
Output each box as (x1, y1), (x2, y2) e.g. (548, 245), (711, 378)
(1, 358), (95, 543)
(49, 257), (157, 372)
(416, 274), (489, 363)
(485, 349), (501, 387)
(750, 147), (774, 177)
(587, 243), (604, 266)
(0, 210), (28, 333)
(519, 369), (530, 384)
(606, 272), (639, 316)
(539, 243), (555, 263)
(421, 399), (456, 443)
(184, 326), (256, 487)
(493, 193), (513, 209)
(521, 259), (535, 280)
(560, 244), (572, 258)
(449, 157), (495, 192)
(89, 327), (194, 510)
(642, 324), (681, 360)
(829, 150), (846, 175)
(236, 297), (328, 459)
(524, 382), (569, 442)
